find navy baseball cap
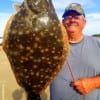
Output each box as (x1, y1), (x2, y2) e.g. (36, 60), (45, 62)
(62, 3), (85, 18)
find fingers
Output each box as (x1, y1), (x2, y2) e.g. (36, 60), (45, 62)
(72, 79), (88, 94)
(73, 81), (81, 86)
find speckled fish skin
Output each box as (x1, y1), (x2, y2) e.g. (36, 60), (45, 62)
(3, 0), (69, 96)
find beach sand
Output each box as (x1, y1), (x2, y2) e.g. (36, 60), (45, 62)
(0, 45), (50, 100)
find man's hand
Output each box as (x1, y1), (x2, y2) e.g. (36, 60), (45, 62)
(72, 76), (100, 94)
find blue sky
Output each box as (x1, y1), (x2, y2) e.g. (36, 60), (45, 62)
(0, 0), (100, 42)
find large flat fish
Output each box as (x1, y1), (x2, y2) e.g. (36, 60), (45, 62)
(3, 0), (69, 99)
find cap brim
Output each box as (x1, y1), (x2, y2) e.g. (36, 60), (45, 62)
(62, 10), (81, 18)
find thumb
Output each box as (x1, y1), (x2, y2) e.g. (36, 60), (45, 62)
(73, 80), (81, 86)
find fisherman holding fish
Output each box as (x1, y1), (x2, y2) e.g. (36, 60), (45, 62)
(50, 3), (100, 100)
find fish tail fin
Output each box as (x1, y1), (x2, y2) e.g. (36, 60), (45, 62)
(27, 92), (41, 100)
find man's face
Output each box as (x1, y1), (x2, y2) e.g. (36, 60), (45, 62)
(62, 12), (86, 33)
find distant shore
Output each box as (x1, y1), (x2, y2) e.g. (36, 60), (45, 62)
(0, 37), (2, 45)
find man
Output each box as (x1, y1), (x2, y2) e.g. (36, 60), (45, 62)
(50, 3), (100, 100)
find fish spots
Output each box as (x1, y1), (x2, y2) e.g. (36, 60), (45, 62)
(18, 31), (23, 35)
(19, 44), (24, 49)
(34, 43), (38, 48)
(35, 37), (40, 41)
(36, 72), (40, 77)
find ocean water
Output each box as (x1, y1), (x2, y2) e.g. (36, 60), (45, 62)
(0, 38), (2, 44)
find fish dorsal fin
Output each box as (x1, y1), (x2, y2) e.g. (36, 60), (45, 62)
(14, 4), (21, 12)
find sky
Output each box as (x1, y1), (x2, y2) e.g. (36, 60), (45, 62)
(0, 0), (100, 43)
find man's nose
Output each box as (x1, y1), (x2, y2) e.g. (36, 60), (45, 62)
(70, 17), (76, 21)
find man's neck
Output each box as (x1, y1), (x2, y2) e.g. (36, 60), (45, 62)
(68, 32), (83, 43)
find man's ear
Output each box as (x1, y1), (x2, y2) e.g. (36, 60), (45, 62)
(84, 19), (86, 26)
(85, 19), (86, 24)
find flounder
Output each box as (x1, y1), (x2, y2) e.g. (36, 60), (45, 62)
(3, 0), (69, 99)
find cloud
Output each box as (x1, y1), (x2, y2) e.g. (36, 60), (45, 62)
(10, 0), (23, 3)
(84, 13), (100, 35)
(87, 13), (100, 20)
(0, 13), (12, 37)
(0, 13), (12, 43)
(52, 0), (91, 9)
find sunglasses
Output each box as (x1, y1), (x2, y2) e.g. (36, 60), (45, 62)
(63, 15), (82, 20)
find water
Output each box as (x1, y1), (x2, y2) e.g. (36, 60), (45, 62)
(0, 37), (2, 44)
